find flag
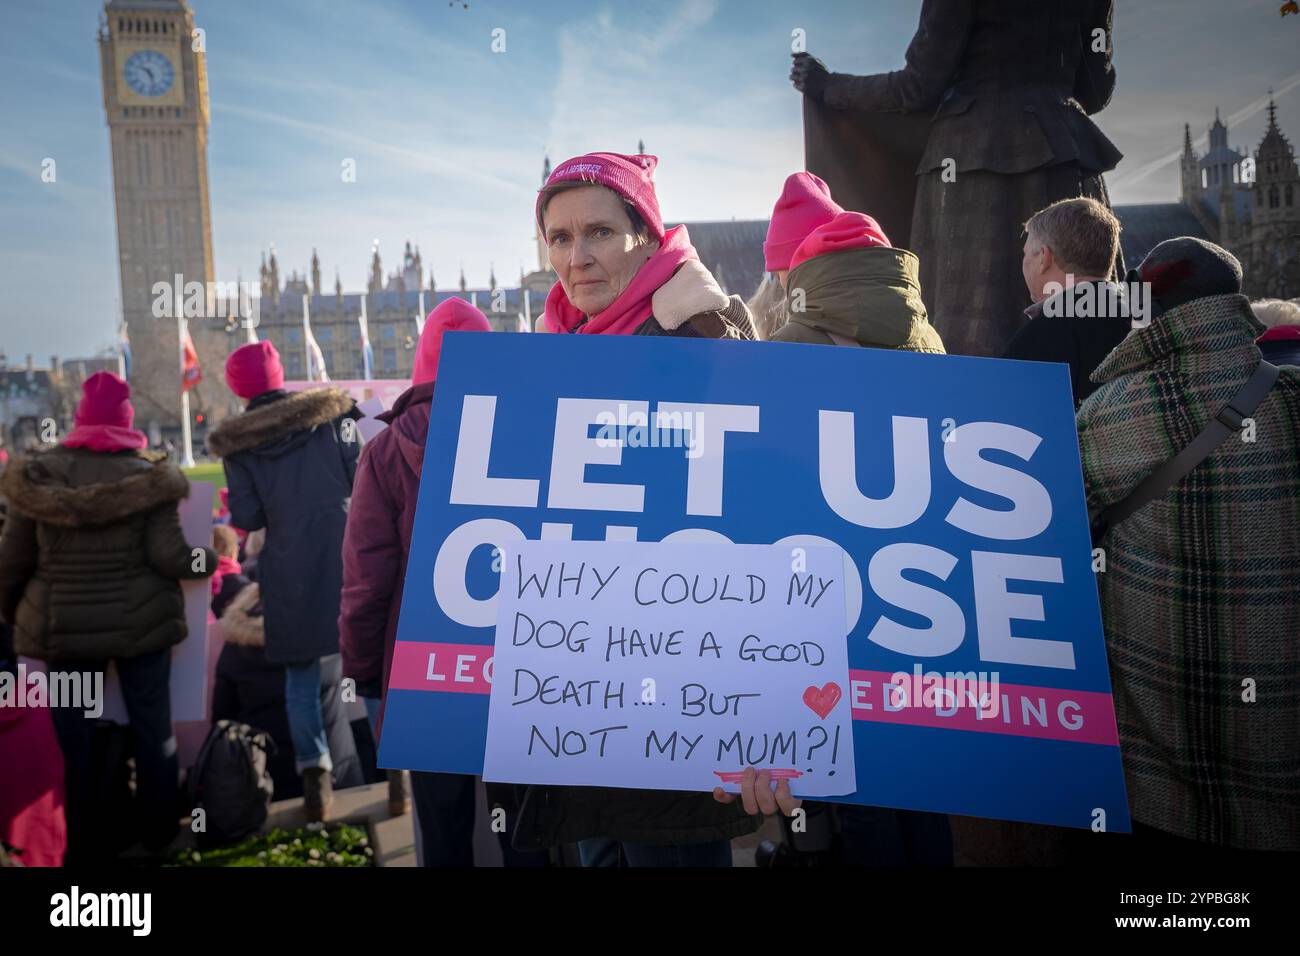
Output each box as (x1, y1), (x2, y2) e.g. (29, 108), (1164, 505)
(359, 296), (374, 380)
(306, 330), (329, 382)
(181, 324), (202, 391)
(302, 294), (330, 382)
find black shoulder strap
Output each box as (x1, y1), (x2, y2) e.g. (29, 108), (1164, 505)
(1090, 361), (1281, 540)
(189, 720), (227, 803)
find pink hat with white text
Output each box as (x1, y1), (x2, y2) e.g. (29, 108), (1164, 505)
(536, 152), (665, 242)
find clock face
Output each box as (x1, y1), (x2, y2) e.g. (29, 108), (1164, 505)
(124, 50), (174, 97)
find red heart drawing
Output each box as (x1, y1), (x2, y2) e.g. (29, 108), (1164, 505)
(802, 682), (842, 720)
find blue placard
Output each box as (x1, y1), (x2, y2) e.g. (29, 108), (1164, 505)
(378, 331), (1130, 833)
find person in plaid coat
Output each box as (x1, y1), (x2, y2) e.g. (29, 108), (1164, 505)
(1077, 238), (1300, 855)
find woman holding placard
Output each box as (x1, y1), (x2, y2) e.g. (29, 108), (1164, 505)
(535, 151), (756, 342)
(511, 151), (761, 867)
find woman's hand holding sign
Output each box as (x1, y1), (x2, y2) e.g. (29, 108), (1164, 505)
(713, 766), (803, 817)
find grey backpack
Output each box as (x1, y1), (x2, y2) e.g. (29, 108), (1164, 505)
(189, 719), (276, 847)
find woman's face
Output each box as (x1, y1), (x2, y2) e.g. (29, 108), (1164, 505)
(544, 186), (659, 316)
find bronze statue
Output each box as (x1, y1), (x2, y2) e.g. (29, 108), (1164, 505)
(794, 0), (1123, 358)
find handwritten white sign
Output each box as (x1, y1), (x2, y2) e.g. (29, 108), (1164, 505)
(483, 540), (856, 797)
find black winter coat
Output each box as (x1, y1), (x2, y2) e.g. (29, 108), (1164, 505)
(207, 388), (360, 665)
(0, 446), (214, 663)
(505, 782), (759, 852)
(1002, 280), (1133, 406)
(1259, 336), (1300, 368)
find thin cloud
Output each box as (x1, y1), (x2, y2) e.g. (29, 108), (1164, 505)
(544, 0), (722, 154)
(1108, 71), (1300, 193)
(213, 103), (532, 197)
(0, 53), (97, 87)
(0, 147), (103, 205)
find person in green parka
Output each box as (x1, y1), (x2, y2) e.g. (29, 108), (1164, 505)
(744, 212), (952, 867)
(770, 210), (946, 354)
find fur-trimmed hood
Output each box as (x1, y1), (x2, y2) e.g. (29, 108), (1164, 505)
(219, 583), (265, 647)
(207, 387), (356, 458)
(0, 446), (189, 528)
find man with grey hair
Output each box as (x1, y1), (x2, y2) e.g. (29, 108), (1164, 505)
(1004, 197), (1132, 406)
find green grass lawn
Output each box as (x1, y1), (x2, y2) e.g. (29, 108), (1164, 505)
(167, 823), (373, 868)
(182, 462), (225, 510)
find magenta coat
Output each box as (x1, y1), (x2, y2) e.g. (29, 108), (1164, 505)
(338, 381), (434, 737)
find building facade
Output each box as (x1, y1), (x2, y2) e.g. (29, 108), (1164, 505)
(0, 354), (115, 452)
(252, 243), (534, 383)
(1180, 99), (1300, 298)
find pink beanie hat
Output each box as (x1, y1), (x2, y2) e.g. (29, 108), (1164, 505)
(1258, 325), (1300, 343)
(225, 341), (285, 400)
(74, 371), (135, 429)
(412, 297), (492, 385)
(764, 172), (844, 271)
(536, 152), (665, 242)
(790, 211), (892, 271)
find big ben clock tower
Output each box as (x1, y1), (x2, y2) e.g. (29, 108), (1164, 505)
(99, 0), (218, 433)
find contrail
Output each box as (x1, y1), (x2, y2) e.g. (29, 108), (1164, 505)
(1109, 72), (1300, 192)
(213, 104), (531, 197)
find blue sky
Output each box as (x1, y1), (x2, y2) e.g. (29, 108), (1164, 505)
(1, 0), (1297, 361)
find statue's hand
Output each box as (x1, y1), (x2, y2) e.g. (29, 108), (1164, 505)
(790, 52), (830, 101)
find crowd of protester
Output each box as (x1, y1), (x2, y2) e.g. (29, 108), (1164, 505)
(0, 148), (1297, 869)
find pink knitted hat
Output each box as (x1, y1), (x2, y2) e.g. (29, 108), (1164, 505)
(225, 341), (285, 400)
(412, 297), (492, 385)
(764, 172), (844, 271)
(789, 211), (892, 271)
(74, 371), (134, 429)
(536, 152), (665, 242)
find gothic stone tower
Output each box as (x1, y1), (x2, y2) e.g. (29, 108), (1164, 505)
(99, 0), (217, 433)
(1248, 98), (1300, 298)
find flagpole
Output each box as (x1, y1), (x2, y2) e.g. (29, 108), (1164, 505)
(176, 287), (195, 468)
(360, 295), (373, 380)
(244, 287), (259, 343)
(302, 293), (312, 380)
(115, 292), (127, 377)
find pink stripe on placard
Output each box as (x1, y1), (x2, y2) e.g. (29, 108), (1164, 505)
(714, 769), (803, 783)
(388, 641), (494, 694)
(388, 643), (1119, 746)
(847, 669), (1119, 746)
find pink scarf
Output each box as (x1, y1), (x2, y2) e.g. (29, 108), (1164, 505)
(61, 424), (149, 453)
(544, 225), (698, 335)
(210, 554), (242, 596)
